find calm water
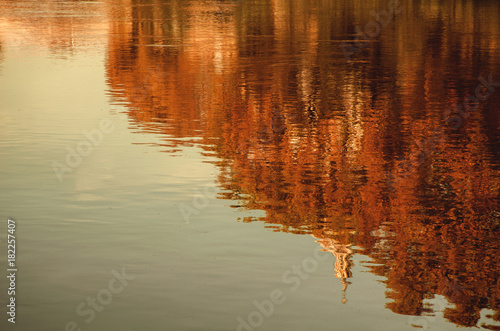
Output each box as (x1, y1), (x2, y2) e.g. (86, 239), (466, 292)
(1, 0), (500, 330)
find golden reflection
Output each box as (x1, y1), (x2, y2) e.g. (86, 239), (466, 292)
(0, 0), (107, 55)
(105, 0), (500, 328)
(314, 235), (354, 304)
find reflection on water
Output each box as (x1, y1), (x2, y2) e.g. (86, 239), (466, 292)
(105, 0), (500, 328)
(0, 0), (499, 329)
(0, 1), (107, 57)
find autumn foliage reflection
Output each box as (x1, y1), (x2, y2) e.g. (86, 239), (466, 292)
(106, 0), (500, 328)
(0, 0), (107, 55)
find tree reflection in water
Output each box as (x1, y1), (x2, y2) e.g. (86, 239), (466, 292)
(105, 0), (500, 328)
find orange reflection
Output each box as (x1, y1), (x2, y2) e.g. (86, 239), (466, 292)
(106, 0), (500, 328)
(0, 0), (107, 55)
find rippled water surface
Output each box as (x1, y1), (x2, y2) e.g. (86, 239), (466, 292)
(1, 0), (500, 330)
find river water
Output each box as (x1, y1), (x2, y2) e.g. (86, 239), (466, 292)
(1, 0), (500, 330)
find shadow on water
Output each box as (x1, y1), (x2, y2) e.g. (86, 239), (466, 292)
(105, 0), (500, 328)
